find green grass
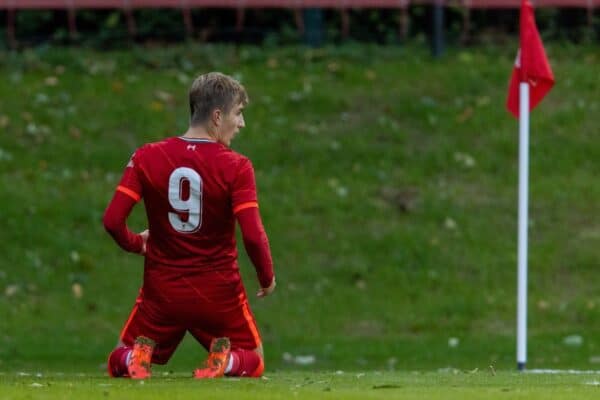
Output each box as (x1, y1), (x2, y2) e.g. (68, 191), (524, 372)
(0, 42), (599, 377)
(1, 371), (600, 400)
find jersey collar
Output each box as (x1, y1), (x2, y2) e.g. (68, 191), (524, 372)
(178, 136), (216, 143)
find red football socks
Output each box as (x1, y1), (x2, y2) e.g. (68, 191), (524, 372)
(107, 346), (131, 377)
(226, 349), (264, 378)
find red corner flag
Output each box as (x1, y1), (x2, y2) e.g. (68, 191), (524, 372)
(507, 0), (554, 117)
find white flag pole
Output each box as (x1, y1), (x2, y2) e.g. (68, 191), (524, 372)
(517, 82), (530, 371)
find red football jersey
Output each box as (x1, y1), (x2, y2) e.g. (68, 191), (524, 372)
(116, 137), (258, 268)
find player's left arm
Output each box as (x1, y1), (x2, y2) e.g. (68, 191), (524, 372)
(236, 207), (275, 295)
(103, 153), (147, 255)
(232, 158), (275, 296)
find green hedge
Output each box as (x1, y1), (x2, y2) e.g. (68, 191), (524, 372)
(1, 7), (598, 48)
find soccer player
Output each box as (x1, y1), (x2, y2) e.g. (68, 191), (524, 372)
(103, 72), (275, 379)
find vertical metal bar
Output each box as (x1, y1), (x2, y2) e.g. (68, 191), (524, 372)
(517, 82), (530, 372)
(303, 8), (323, 47)
(432, 0), (445, 57)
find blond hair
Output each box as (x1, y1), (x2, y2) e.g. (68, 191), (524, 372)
(189, 72), (248, 126)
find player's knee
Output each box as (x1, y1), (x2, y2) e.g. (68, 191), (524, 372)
(248, 358), (264, 378)
(248, 349), (264, 378)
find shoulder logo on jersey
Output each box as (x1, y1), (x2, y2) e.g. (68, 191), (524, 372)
(187, 144), (196, 151)
(126, 154), (135, 168)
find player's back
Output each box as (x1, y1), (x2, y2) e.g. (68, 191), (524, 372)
(133, 137), (251, 269)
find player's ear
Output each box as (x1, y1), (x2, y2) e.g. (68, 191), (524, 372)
(212, 109), (222, 127)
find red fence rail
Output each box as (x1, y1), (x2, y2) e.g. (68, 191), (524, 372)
(460, 0), (596, 8)
(1, 1), (412, 8)
(1, 0), (596, 8)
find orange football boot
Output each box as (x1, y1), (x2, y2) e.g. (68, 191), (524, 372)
(127, 336), (155, 379)
(193, 337), (231, 379)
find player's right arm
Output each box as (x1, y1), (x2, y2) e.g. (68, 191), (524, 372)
(103, 151), (146, 254)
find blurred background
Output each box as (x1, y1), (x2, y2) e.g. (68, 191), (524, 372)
(0, 0), (598, 374)
(1, 1), (599, 49)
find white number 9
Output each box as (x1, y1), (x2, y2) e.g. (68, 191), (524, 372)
(168, 167), (202, 233)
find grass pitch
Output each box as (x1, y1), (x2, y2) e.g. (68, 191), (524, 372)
(0, 43), (598, 374)
(1, 371), (600, 400)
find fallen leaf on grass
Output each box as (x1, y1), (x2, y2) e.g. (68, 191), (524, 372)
(155, 90), (175, 105)
(0, 115), (10, 128)
(457, 107), (473, 123)
(69, 127), (81, 139)
(72, 283), (83, 299)
(149, 101), (164, 112)
(45, 76), (59, 86)
(454, 152), (476, 168)
(444, 217), (457, 230)
(327, 62), (340, 73)
(563, 334), (583, 347)
(5, 285), (19, 297)
(0, 148), (13, 162)
(282, 353), (316, 366)
(111, 81), (124, 93)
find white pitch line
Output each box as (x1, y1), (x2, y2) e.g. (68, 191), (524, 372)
(526, 369), (600, 374)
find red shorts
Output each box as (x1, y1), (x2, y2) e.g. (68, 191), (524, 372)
(118, 263), (262, 364)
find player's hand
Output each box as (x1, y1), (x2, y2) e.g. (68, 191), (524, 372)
(139, 229), (149, 255)
(257, 277), (276, 298)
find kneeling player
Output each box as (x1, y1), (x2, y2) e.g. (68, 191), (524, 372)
(103, 72), (276, 379)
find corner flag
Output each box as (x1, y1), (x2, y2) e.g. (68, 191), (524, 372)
(507, 0), (554, 371)
(507, 0), (554, 117)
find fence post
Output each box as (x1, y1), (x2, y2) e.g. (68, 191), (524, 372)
(121, 0), (137, 39)
(303, 8), (323, 47)
(294, 8), (305, 37)
(586, 4), (593, 35)
(340, 9), (350, 39)
(7, 9), (17, 48)
(432, 0), (445, 57)
(398, 7), (409, 41)
(182, 7), (194, 38)
(461, 4), (471, 45)
(68, 7), (78, 40)
(236, 8), (246, 33)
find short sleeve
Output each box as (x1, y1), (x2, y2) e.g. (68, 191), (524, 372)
(231, 157), (258, 214)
